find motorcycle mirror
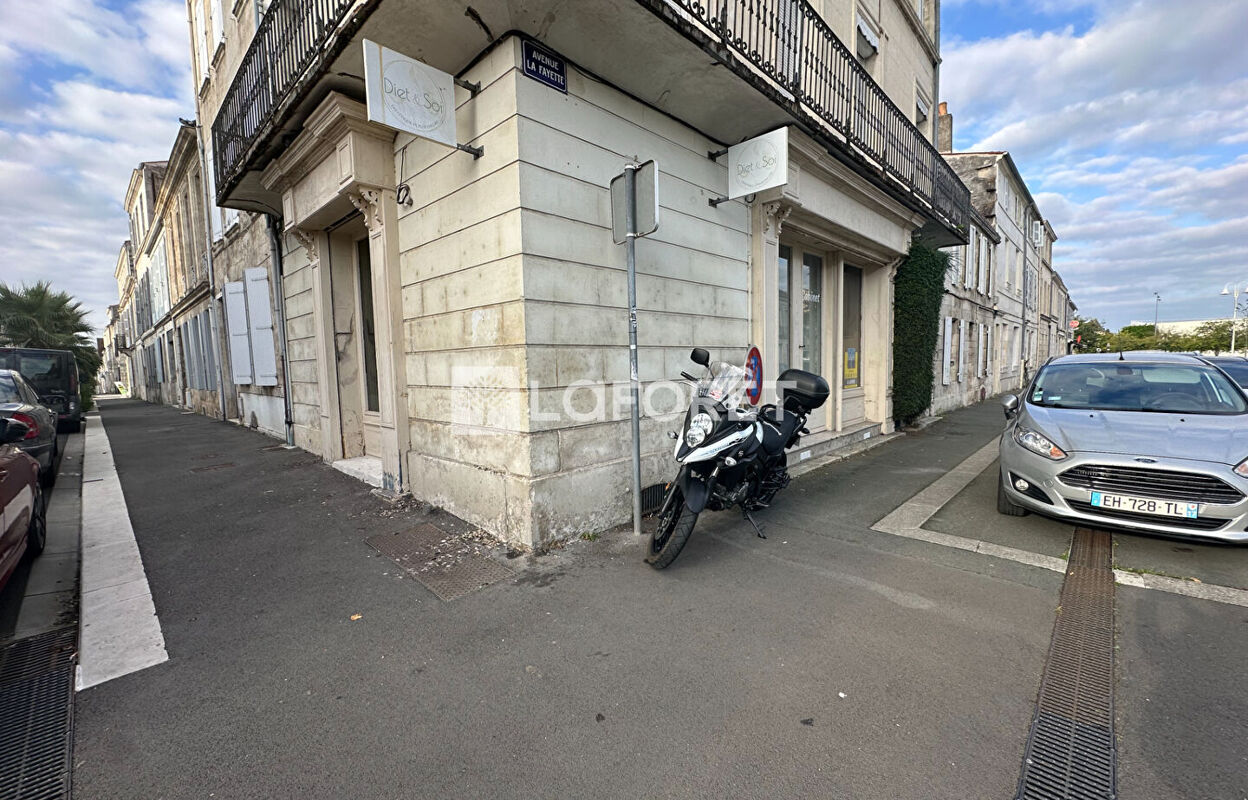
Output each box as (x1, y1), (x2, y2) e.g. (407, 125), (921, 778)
(690, 348), (710, 367)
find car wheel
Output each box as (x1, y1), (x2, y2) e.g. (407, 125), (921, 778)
(26, 484), (47, 559)
(997, 473), (1029, 517)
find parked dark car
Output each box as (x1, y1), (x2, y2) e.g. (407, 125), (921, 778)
(0, 347), (82, 432)
(0, 369), (57, 485)
(1199, 355), (1248, 390)
(0, 418), (46, 593)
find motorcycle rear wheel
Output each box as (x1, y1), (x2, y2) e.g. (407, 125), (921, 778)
(645, 485), (699, 570)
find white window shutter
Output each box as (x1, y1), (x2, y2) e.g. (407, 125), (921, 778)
(205, 148), (223, 242)
(211, 0), (225, 47)
(957, 321), (966, 383)
(193, 4), (209, 84)
(225, 281), (253, 384)
(245, 267), (279, 386)
(941, 317), (952, 386)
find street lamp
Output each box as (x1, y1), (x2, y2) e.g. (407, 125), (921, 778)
(1221, 283), (1245, 354)
(1153, 293), (1161, 335)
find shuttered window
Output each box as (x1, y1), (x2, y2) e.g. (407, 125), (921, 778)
(224, 281), (252, 384)
(941, 317), (952, 386)
(245, 267), (279, 386)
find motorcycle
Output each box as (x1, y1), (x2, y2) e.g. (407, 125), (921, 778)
(646, 347), (829, 569)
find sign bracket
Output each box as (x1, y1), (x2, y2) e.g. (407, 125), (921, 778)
(456, 143), (485, 159)
(708, 195), (730, 208)
(454, 77), (481, 96)
(707, 147), (729, 161)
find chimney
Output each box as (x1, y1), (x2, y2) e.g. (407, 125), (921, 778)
(937, 102), (953, 154)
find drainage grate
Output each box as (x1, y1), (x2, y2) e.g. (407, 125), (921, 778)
(367, 524), (514, 602)
(190, 462), (236, 473)
(1016, 528), (1116, 799)
(0, 628), (77, 800)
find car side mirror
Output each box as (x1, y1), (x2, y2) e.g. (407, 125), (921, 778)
(690, 348), (710, 367)
(0, 419), (29, 444)
(1001, 394), (1020, 419)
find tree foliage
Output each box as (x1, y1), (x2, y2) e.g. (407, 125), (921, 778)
(1072, 318), (1110, 353)
(892, 241), (949, 426)
(0, 281), (101, 409)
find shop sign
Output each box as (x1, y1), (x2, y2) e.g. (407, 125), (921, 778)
(727, 128), (788, 199)
(363, 39), (457, 148)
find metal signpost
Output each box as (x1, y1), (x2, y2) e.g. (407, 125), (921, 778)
(610, 161), (659, 536)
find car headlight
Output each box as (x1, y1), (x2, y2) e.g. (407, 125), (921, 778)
(1234, 458), (1248, 478)
(685, 412), (713, 447)
(1013, 425), (1068, 460)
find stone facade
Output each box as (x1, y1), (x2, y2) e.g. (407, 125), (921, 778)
(165, 0), (967, 547)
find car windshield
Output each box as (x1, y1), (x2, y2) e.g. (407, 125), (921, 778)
(1211, 361), (1248, 389)
(1029, 362), (1248, 414)
(1, 351), (69, 397)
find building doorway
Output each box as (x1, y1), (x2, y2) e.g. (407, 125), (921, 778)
(327, 218), (383, 461)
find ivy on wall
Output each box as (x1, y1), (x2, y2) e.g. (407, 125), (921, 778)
(892, 241), (950, 425)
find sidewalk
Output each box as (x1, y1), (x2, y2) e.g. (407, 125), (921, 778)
(74, 398), (1056, 799)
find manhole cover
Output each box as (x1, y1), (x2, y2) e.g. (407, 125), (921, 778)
(367, 524), (513, 602)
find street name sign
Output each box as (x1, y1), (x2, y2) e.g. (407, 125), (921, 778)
(522, 40), (568, 93)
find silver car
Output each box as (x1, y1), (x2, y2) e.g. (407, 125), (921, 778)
(998, 352), (1248, 542)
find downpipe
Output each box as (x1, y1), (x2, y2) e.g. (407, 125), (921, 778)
(266, 214), (296, 448)
(191, 119), (228, 422)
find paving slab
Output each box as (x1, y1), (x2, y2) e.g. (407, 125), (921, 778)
(1115, 586), (1248, 800)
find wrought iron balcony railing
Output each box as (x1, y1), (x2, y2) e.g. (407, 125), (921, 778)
(211, 0), (357, 199)
(656, 0), (968, 233)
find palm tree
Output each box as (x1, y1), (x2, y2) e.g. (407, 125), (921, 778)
(0, 281), (102, 408)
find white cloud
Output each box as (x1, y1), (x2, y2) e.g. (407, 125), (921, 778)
(942, 0), (1248, 328)
(0, 0), (192, 332)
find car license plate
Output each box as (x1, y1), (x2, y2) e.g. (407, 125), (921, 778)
(1090, 491), (1199, 519)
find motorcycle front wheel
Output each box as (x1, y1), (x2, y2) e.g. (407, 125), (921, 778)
(645, 484), (699, 570)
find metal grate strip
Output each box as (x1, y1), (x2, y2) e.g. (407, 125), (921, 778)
(0, 628), (77, 800)
(367, 524), (514, 602)
(1017, 528), (1117, 800)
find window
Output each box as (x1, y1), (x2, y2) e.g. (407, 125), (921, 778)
(915, 93), (929, 126)
(855, 13), (879, 60)
(843, 266), (863, 389)
(778, 245), (792, 375)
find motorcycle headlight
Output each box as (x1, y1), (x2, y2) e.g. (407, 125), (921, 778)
(1013, 425), (1068, 461)
(685, 412), (713, 447)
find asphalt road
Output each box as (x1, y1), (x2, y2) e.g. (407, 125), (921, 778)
(72, 399), (1247, 799)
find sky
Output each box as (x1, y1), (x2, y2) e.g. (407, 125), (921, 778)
(0, 1), (1245, 333)
(0, 0), (192, 334)
(941, 0), (1248, 329)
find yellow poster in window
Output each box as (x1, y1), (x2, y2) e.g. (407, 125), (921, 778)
(844, 347), (859, 388)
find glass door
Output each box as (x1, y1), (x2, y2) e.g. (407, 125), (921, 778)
(776, 242), (830, 431)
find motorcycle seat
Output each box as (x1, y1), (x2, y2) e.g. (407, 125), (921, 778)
(760, 406), (801, 455)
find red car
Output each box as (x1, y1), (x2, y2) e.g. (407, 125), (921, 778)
(0, 417), (45, 592)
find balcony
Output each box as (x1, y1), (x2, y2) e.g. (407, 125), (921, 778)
(212, 0), (968, 240)
(644, 0), (968, 239)
(211, 0), (360, 206)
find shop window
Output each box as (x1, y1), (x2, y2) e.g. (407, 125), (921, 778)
(843, 265), (863, 389)
(778, 245), (792, 375)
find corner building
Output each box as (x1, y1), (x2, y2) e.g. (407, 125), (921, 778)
(198, 0), (969, 547)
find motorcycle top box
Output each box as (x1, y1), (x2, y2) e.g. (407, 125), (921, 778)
(777, 368), (829, 413)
